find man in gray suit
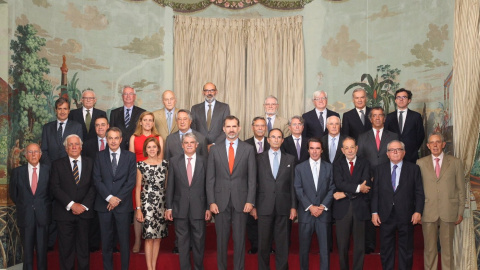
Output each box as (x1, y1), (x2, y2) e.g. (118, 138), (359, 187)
(166, 133), (211, 270)
(165, 109), (208, 160)
(191, 82), (231, 148)
(207, 115), (256, 270)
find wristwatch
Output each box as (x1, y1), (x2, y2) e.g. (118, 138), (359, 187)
(136, 207), (141, 210)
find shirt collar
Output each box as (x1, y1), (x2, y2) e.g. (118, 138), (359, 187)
(185, 153), (196, 160)
(57, 119), (68, 124)
(432, 151), (444, 160)
(69, 156), (82, 163)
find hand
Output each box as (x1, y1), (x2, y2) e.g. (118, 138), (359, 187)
(333, 192), (346, 200)
(207, 144), (214, 152)
(372, 213), (381, 226)
(210, 203), (219, 214)
(250, 208), (257, 220)
(359, 180), (371, 194)
(309, 205), (323, 217)
(455, 215), (463, 225)
(411, 212), (422, 225)
(71, 203), (85, 215)
(136, 209), (144, 223)
(243, 203), (253, 213)
(108, 196), (121, 207)
(289, 208), (297, 220)
(205, 210), (212, 221)
(165, 209), (173, 221)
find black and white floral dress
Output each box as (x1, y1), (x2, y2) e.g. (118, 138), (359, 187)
(137, 160), (169, 239)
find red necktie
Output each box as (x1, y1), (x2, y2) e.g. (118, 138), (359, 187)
(31, 167), (38, 195)
(375, 129), (381, 151)
(349, 161), (354, 176)
(229, 142), (235, 175)
(187, 157), (193, 186)
(100, 139), (105, 151)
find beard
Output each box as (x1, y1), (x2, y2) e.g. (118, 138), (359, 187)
(205, 96), (215, 103)
(227, 132), (238, 139)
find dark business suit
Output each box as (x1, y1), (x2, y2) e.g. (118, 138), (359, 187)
(41, 120), (83, 165)
(341, 107), (372, 140)
(166, 154), (208, 270)
(69, 107), (107, 141)
(82, 137), (106, 161)
(9, 163), (51, 270)
(256, 151), (296, 270)
(321, 134), (345, 164)
(385, 109), (425, 162)
(333, 157), (371, 270)
(93, 149), (137, 270)
(50, 156), (96, 270)
(191, 101), (230, 144)
(302, 109), (340, 139)
(281, 135), (309, 165)
(165, 130), (208, 160)
(206, 140), (256, 270)
(372, 161), (424, 270)
(294, 159), (335, 270)
(244, 137), (270, 155)
(109, 106), (145, 150)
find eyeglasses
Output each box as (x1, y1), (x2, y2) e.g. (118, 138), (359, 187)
(313, 97), (327, 101)
(264, 103), (278, 106)
(269, 136), (283, 140)
(395, 96), (409, 100)
(290, 123), (303, 127)
(82, 97), (95, 100)
(203, 89), (216, 93)
(387, 148), (404, 152)
(26, 150), (41, 155)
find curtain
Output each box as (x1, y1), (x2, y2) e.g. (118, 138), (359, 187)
(452, 0), (480, 269)
(174, 15), (304, 139)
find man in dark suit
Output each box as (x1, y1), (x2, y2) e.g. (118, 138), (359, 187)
(341, 88), (372, 140)
(294, 138), (335, 270)
(357, 106), (398, 253)
(109, 86), (146, 150)
(332, 137), (371, 270)
(281, 116), (309, 165)
(371, 140), (424, 270)
(250, 128), (297, 270)
(165, 133), (211, 270)
(165, 109), (208, 160)
(191, 82), (231, 148)
(68, 89), (107, 141)
(9, 143), (51, 270)
(321, 115), (345, 164)
(93, 127), (137, 270)
(50, 134), (96, 270)
(385, 88), (425, 163)
(302, 90), (340, 139)
(207, 115), (256, 270)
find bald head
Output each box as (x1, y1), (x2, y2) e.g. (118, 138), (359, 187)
(162, 90), (176, 111)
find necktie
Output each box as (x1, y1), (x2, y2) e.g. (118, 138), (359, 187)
(31, 167), (38, 195)
(295, 138), (301, 160)
(349, 161), (354, 176)
(329, 137), (336, 163)
(319, 112), (324, 131)
(398, 111), (404, 133)
(228, 142), (235, 174)
(267, 117), (272, 132)
(258, 141), (263, 153)
(273, 152), (279, 179)
(111, 153), (118, 176)
(359, 110), (365, 125)
(187, 157), (193, 186)
(313, 161), (319, 190)
(58, 122), (64, 144)
(85, 109), (91, 133)
(391, 164), (398, 191)
(207, 104), (212, 130)
(100, 139), (105, 151)
(180, 132), (185, 141)
(167, 111), (172, 133)
(375, 129), (381, 151)
(73, 160), (80, 185)
(435, 158), (441, 178)
(125, 109), (131, 128)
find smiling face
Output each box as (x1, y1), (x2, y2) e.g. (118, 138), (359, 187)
(369, 108), (385, 130)
(95, 117), (109, 138)
(252, 119), (266, 139)
(264, 97), (279, 116)
(427, 134), (446, 157)
(122, 87), (136, 107)
(352, 89), (367, 109)
(106, 130), (122, 152)
(341, 138), (358, 161)
(182, 136), (198, 156)
(56, 101), (70, 121)
(176, 112), (192, 132)
(66, 136), (82, 159)
(140, 114), (154, 132)
(313, 92), (328, 111)
(145, 140), (160, 158)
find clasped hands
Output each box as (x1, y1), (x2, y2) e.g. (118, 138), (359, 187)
(71, 203), (86, 215)
(309, 205), (325, 217)
(107, 196), (121, 211)
(209, 202), (254, 215)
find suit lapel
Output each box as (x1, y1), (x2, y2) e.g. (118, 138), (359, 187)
(170, 108), (179, 134)
(439, 155), (451, 180)
(62, 158), (76, 184)
(379, 131), (390, 153)
(158, 109), (169, 136)
(217, 142), (230, 173)
(233, 142), (246, 173)
(316, 161), (327, 193)
(118, 107), (127, 129)
(395, 163), (407, 193)
(21, 166), (34, 196)
(178, 155), (190, 186)
(198, 103), (207, 129)
(210, 102), (222, 131)
(276, 151), (288, 179)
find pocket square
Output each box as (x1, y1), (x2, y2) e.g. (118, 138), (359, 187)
(287, 165), (291, 167)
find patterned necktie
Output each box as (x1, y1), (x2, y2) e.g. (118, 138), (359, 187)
(187, 157), (193, 186)
(329, 137), (336, 163)
(349, 161), (354, 176)
(267, 117), (273, 132)
(295, 138), (301, 160)
(111, 153), (118, 176)
(167, 111), (172, 133)
(207, 104), (212, 131)
(258, 141), (263, 153)
(313, 161), (319, 190)
(273, 152), (279, 179)
(125, 109), (131, 128)
(391, 164), (398, 191)
(58, 122), (64, 144)
(360, 109), (365, 125)
(85, 109), (91, 133)
(398, 111), (404, 133)
(435, 158), (441, 178)
(228, 142), (235, 175)
(100, 139), (105, 151)
(375, 129), (381, 151)
(319, 112), (324, 131)
(73, 160), (80, 185)
(31, 167), (38, 195)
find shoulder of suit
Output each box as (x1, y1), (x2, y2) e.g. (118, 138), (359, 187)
(327, 109), (340, 116)
(111, 106), (123, 113)
(93, 108), (107, 115)
(133, 106), (146, 112)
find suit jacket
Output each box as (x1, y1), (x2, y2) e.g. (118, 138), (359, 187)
(166, 154), (208, 219)
(416, 154), (465, 222)
(281, 135), (309, 165)
(256, 151), (297, 216)
(191, 101), (230, 144)
(164, 130), (208, 160)
(332, 157), (371, 221)
(41, 120), (83, 165)
(206, 140), (256, 212)
(371, 161), (424, 224)
(385, 109), (425, 162)
(82, 137), (107, 161)
(153, 108), (180, 145)
(294, 159), (335, 223)
(302, 109), (340, 139)
(271, 115), (291, 137)
(69, 107), (107, 141)
(244, 137), (270, 155)
(341, 107), (372, 140)
(93, 149), (137, 213)
(9, 163), (51, 227)
(357, 129), (398, 171)
(109, 105), (146, 150)
(50, 156), (96, 220)
(321, 134), (345, 164)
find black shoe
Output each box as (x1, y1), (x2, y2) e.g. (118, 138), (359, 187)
(47, 246), (54, 252)
(248, 247), (258, 254)
(89, 247), (100, 253)
(365, 248), (374, 254)
(172, 247), (179, 254)
(113, 247), (120, 253)
(270, 248), (275, 254)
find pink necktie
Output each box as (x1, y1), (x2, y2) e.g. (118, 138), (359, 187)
(375, 130), (381, 151)
(435, 158), (441, 178)
(100, 139), (105, 151)
(31, 167), (38, 195)
(187, 157), (193, 186)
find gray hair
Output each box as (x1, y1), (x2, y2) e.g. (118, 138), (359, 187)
(63, 134), (83, 147)
(289, 115), (304, 125)
(176, 109), (192, 121)
(352, 88), (366, 97)
(122, 85), (136, 94)
(312, 90), (328, 100)
(428, 132), (445, 143)
(326, 115), (341, 125)
(387, 140), (405, 150)
(182, 132), (198, 144)
(264, 95), (278, 104)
